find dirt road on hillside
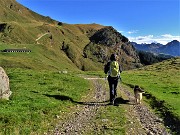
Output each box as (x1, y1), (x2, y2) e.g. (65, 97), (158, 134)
(47, 77), (171, 135)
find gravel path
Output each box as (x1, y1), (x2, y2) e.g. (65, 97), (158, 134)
(120, 85), (171, 135)
(52, 79), (108, 135)
(48, 77), (172, 135)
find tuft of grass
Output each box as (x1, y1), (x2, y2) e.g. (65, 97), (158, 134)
(0, 68), (90, 135)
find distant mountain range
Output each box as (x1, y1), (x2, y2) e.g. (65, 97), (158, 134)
(131, 40), (180, 56)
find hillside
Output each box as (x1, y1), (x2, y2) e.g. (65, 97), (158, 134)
(0, 0), (57, 23)
(0, 0), (141, 71)
(121, 57), (180, 133)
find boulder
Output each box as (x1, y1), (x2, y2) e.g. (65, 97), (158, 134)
(0, 67), (12, 100)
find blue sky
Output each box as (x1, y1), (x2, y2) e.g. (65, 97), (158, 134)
(16, 0), (180, 44)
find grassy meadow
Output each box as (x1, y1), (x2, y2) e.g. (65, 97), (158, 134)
(1, 57), (179, 134)
(0, 42), (79, 71)
(0, 39), (179, 134)
(121, 58), (180, 118)
(0, 68), (89, 134)
(0, 68), (128, 135)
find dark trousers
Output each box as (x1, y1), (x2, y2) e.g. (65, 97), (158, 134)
(108, 76), (119, 102)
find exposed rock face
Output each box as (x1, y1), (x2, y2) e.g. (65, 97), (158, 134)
(0, 67), (12, 100)
(84, 26), (142, 70)
(89, 26), (129, 46)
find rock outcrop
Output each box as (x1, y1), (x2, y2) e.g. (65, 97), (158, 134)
(0, 67), (12, 100)
(84, 26), (142, 70)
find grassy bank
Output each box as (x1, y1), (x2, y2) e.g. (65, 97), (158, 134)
(0, 68), (89, 134)
(121, 58), (180, 118)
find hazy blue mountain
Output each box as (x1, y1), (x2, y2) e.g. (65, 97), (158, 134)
(160, 40), (180, 56)
(131, 40), (180, 56)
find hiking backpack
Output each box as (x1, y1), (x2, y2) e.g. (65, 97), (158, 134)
(110, 61), (120, 77)
(104, 61), (120, 77)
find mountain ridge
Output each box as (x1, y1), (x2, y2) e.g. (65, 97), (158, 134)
(131, 40), (180, 56)
(0, 0), (57, 23)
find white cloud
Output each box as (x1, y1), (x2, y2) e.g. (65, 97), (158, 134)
(128, 34), (180, 45)
(127, 30), (138, 34)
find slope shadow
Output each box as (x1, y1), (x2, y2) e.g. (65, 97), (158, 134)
(143, 92), (180, 134)
(44, 94), (77, 102)
(43, 94), (110, 106)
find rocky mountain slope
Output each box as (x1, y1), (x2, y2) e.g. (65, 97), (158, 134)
(84, 26), (141, 70)
(0, 0), (141, 71)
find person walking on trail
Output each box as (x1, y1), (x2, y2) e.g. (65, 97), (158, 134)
(104, 54), (122, 105)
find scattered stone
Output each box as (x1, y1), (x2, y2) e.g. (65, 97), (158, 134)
(121, 86), (171, 135)
(46, 77), (172, 135)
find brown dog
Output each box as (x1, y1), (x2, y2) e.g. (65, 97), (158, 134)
(134, 85), (145, 104)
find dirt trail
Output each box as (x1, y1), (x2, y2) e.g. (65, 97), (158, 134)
(120, 86), (170, 135)
(49, 77), (171, 135)
(52, 79), (107, 135)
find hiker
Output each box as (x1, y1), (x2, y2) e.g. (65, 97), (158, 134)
(104, 54), (122, 105)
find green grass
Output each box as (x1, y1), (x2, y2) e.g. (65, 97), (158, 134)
(0, 16), (104, 71)
(121, 58), (180, 118)
(0, 68), (89, 134)
(89, 105), (126, 135)
(0, 43), (78, 71)
(81, 71), (105, 78)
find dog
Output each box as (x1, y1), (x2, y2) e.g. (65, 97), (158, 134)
(134, 85), (145, 104)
